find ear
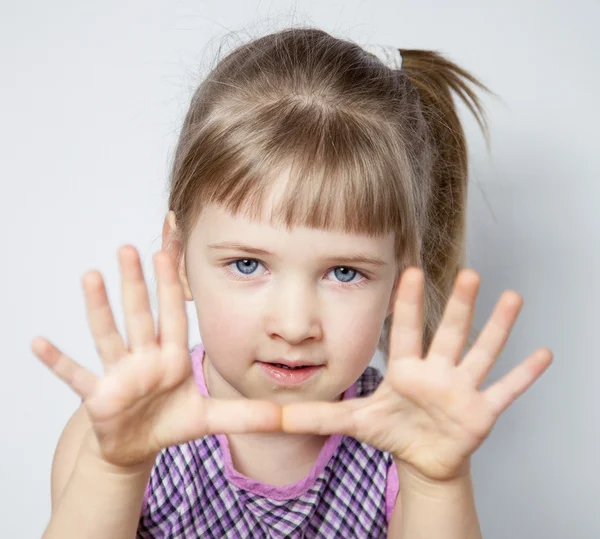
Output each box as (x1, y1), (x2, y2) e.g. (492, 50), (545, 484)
(162, 211), (194, 301)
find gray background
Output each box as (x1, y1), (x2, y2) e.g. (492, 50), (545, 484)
(2, 0), (598, 537)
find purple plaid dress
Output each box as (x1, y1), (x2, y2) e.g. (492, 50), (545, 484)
(137, 343), (399, 538)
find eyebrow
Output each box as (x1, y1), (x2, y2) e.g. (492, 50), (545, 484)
(207, 241), (389, 267)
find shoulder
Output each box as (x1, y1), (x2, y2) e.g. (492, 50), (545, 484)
(145, 434), (220, 489)
(139, 435), (221, 524)
(320, 431), (393, 536)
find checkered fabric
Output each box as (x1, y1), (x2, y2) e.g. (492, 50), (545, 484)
(137, 344), (397, 538)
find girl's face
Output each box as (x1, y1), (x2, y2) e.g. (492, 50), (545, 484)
(180, 180), (399, 405)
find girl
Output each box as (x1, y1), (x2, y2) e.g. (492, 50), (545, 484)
(32, 27), (553, 538)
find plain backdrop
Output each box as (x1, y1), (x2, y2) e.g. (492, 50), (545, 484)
(2, 1), (598, 537)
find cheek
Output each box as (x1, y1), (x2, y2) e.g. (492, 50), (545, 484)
(324, 292), (389, 354)
(194, 285), (259, 352)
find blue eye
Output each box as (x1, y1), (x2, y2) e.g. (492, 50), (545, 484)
(226, 259), (367, 288)
(332, 267), (357, 283)
(234, 259), (259, 275)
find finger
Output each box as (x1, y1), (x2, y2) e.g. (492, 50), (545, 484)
(31, 337), (98, 398)
(388, 267), (424, 360)
(153, 397), (282, 449)
(460, 290), (523, 386)
(154, 251), (188, 349)
(82, 271), (127, 367)
(147, 386), (283, 448)
(201, 398), (283, 435)
(483, 348), (553, 416)
(427, 269), (480, 365)
(281, 400), (359, 437)
(119, 246), (156, 350)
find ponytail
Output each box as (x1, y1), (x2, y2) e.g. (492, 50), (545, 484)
(383, 49), (495, 356)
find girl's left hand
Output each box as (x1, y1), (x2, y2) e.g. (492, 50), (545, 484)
(282, 267), (553, 482)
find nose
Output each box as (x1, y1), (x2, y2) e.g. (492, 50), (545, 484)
(264, 279), (323, 344)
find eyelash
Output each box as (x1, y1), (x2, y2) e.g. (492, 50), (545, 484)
(223, 258), (369, 289)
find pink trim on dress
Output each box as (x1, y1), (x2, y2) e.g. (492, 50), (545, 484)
(385, 458), (400, 523)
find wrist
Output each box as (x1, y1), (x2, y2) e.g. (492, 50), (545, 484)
(78, 430), (157, 479)
(395, 458), (472, 495)
(393, 458), (482, 539)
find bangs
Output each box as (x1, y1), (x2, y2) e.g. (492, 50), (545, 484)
(195, 98), (416, 242)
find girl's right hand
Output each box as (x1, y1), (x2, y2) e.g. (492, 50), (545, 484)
(32, 245), (282, 469)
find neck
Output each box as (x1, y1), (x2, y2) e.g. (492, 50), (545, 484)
(201, 351), (331, 485)
(226, 431), (329, 485)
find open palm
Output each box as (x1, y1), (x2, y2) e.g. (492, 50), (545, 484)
(32, 246), (281, 468)
(282, 268), (553, 481)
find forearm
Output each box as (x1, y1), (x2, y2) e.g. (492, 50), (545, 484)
(43, 443), (154, 539)
(390, 459), (482, 539)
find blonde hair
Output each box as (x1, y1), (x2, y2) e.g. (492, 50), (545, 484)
(165, 27), (493, 357)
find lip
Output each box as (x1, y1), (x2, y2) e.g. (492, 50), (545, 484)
(267, 358), (321, 368)
(258, 361), (323, 386)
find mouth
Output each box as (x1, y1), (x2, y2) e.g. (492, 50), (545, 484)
(266, 361), (319, 369)
(271, 363), (306, 370)
(257, 360), (323, 386)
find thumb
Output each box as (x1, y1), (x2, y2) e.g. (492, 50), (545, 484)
(282, 400), (361, 437)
